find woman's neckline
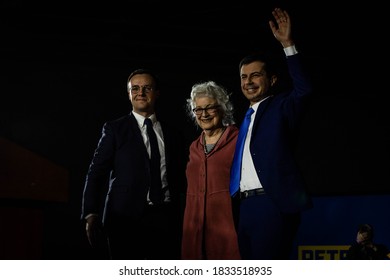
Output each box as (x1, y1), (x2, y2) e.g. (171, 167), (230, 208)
(203, 127), (226, 154)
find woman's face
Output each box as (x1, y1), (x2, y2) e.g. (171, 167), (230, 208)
(193, 96), (222, 132)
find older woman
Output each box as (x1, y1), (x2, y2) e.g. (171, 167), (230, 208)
(181, 81), (240, 259)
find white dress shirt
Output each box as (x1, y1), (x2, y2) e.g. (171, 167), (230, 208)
(132, 111), (170, 202)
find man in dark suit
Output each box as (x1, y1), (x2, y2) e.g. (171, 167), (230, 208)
(81, 68), (186, 260)
(230, 8), (313, 259)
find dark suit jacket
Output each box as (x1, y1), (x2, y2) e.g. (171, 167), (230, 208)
(249, 54), (313, 213)
(80, 113), (186, 227)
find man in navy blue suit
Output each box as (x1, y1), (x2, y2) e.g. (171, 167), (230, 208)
(81, 68), (186, 259)
(230, 8), (313, 259)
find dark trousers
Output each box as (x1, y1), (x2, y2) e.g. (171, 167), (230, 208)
(237, 194), (301, 260)
(105, 203), (182, 260)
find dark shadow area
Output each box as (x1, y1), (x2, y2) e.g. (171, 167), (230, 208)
(1, 1), (388, 259)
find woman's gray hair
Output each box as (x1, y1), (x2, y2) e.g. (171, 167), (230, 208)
(186, 81), (235, 126)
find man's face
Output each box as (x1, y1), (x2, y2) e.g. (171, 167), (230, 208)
(128, 74), (159, 116)
(240, 61), (274, 105)
(356, 232), (369, 243)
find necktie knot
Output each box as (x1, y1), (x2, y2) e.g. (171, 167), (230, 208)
(144, 118), (153, 127)
(245, 108), (254, 119)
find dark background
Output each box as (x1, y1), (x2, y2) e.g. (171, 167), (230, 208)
(1, 0), (388, 259)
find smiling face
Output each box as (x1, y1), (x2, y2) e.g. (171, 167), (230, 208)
(128, 73), (159, 117)
(240, 61), (277, 105)
(193, 96), (223, 133)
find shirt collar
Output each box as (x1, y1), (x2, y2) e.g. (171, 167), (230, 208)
(251, 95), (272, 113)
(132, 111), (157, 127)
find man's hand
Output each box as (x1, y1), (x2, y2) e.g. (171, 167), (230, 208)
(269, 8), (294, 48)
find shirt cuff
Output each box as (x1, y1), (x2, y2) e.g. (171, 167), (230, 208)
(284, 45), (298, 56)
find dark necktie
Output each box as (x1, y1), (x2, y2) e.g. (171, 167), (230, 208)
(144, 118), (163, 204)
(229, 107), (254, 196)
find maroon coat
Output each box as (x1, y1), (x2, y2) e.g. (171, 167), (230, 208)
(182, 125), (241, 259)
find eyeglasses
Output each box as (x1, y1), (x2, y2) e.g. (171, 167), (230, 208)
(192, 105), (220, 116)
(129, 85), (154, 94)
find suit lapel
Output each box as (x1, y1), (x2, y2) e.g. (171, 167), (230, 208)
(252, 96), (272, 133)
(127, 113), (149, 158)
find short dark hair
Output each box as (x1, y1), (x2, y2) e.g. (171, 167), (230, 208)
(127, 68), (161, 91)
(238, 52), (278, 77)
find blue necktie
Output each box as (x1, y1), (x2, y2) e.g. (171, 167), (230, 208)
(144, 118), (163, 204)
(229, 107), (254, 196)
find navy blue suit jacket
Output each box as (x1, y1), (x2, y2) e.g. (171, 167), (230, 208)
(81, 113), (186, 226)
(249, 54), (313, 213)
